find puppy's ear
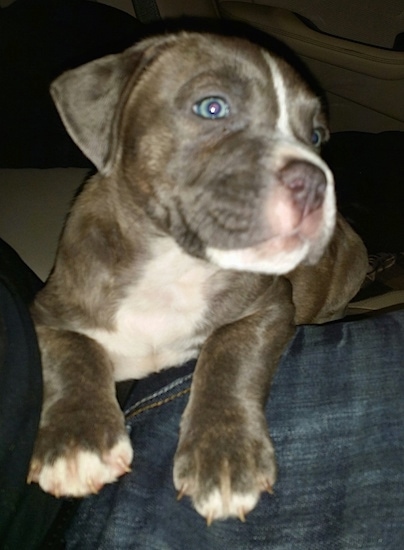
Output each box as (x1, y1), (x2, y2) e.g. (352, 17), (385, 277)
(50, 34), (178, 172)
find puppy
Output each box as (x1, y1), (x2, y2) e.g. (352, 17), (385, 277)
(28, 31), (368, 523)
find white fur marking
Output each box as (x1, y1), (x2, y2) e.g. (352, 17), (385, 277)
(36, 437), (133, 497)
(195, 488), (259, 522)
(207, 239), (310, 275)
(83, 238), (219, 380)
(264, 53), (291, 136)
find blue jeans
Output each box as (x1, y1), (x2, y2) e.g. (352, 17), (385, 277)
(67, 311), (404, 549)
(0, 240), (62, 549)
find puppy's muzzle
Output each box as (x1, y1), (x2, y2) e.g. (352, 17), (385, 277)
(280, 160), (327, 219)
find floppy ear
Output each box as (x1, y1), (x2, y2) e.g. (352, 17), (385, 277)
(50, 34), (178, 173)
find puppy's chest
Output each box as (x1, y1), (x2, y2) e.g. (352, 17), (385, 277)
(85, 243), (219, 381)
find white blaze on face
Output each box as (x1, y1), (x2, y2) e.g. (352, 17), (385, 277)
(264, 52), (293, 137)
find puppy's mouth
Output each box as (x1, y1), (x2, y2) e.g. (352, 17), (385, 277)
(205, 159), (336, 275)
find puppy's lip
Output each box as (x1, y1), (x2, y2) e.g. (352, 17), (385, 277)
(292, 205), (324, 240)
(255, 212), (324, 254)
(205, 204), (325, 256)
(253, 232), (306, 257)
(257, 202), (324, 245)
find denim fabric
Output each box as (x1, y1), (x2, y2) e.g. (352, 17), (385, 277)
(67, 311), (404, 549)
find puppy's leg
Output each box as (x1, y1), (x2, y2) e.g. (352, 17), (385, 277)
(289, 216), (368, 324)
(173, 278), (295, 523)
(28, 326), (133, 497)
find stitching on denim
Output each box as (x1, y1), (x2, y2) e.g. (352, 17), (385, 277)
(124, 372), (193, 417)
(125, 387), (191, 420)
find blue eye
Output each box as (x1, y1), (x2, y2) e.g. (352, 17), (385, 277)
(192, 97), (230, 119)
(311, 129), (323, 147)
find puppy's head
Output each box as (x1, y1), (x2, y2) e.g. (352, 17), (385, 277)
(51, 31), (335, 275)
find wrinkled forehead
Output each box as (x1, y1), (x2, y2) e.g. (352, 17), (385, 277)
(149, 33), (279, 92)
(127, 32), (325, 141)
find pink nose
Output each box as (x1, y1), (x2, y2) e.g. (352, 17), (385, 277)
(280, 160), (327, 216)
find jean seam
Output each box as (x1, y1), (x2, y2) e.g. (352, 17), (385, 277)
(128, 373), (193, 414)
(124, 372), (193, 416)
(125, 386), (191, 420)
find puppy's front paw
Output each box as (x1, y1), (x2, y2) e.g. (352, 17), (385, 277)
(28, 406), (133, 497)
(173, 424), (276, 524)
(28, 437), (133, 497)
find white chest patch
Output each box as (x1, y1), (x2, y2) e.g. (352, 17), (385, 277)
(82, 239), (219, 381)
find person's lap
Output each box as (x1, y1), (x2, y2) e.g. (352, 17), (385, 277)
(66, 310), (404, 550)
(0, 238), (403, 549)
(0, 239), (62, 548)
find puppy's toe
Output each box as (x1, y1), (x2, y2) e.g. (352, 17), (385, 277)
(29, 436), (133, 497)
(196, 488), (261, 525)
(174, 432), (276, 523)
